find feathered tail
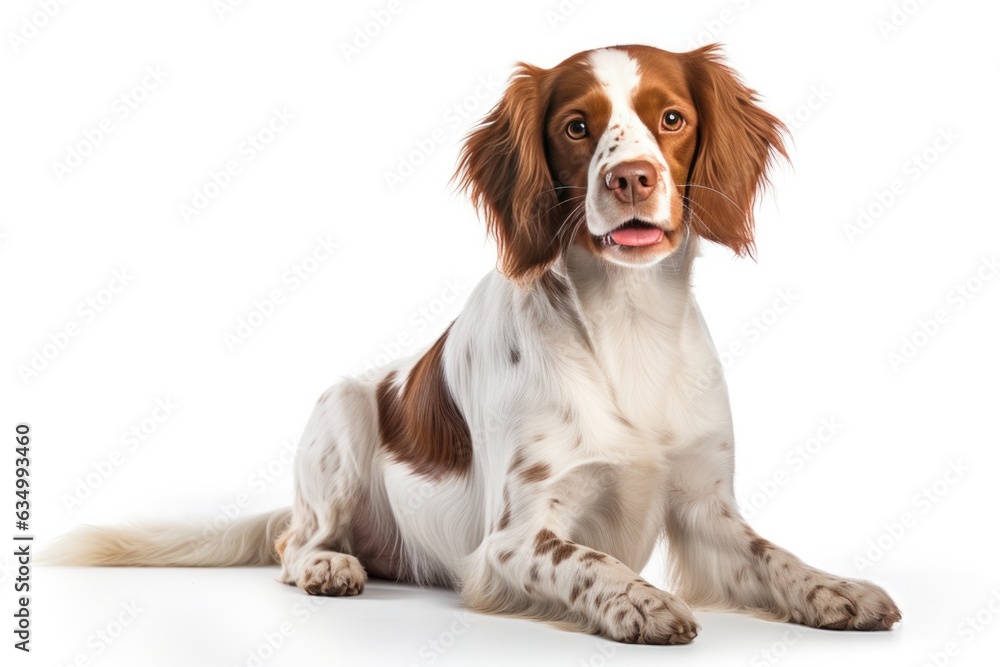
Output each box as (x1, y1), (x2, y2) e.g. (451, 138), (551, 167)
(40, 508), (292, 567)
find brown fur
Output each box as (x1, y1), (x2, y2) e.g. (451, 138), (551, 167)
(551, 543), (578, 565)
(520, 461), (552, 483)
(681, 45), (788, 257)
(454, 65), (563, 284)
(534, 529), (560, 555)
(579, 550), (608, 564)
(375, 325), (472, 478)
(749, 537), (773, 559)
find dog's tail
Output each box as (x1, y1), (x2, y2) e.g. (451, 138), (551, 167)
(40, 508), (292, 567)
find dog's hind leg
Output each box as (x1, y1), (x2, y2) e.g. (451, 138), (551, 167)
(276, 379), (381, 596)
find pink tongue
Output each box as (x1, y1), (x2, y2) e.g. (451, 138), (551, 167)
(609, 226), (664, 247)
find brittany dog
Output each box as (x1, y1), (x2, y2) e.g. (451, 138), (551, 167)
(48, 44), (901, 644)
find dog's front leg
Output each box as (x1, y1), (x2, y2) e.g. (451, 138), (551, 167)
(461, 462), (698, 644)
(664, 445), (901, 630)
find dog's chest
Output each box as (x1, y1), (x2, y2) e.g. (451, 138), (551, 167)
(583, 297), (725, 448)
(544, 318), (707, 566)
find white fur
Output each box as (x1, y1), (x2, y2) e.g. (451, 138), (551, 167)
(586, 49), (672, 239)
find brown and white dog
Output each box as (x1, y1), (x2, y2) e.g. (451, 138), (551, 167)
(48, 44), (901, 644)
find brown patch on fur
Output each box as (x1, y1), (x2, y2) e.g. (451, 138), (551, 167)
(569, 575), (595, 605)
(533, 529), (576, 565)
(509, 347), (521, 365)
(749, 537), (772, 559)
(534, 529), (559, 556)
(497, 549), (515, 564)
(497, 487), (512, 531)
(806, 584), (827, 603)
(551, 542), (577, 565)
(375, 325), (472, 479)
(529, 564), (540, 583)
(579, 551), (607, 565)
(721, 506), (732, 519)
(521, 461), (551, 484)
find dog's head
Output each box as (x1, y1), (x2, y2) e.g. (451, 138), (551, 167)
(456, 44), (787, 283)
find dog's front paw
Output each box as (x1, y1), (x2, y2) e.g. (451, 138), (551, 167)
(795, 578), (900, 630)
(597, 582), (699, 644)
(296, 551), (367, 596)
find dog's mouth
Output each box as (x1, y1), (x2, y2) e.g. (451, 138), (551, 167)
(594, 219), (672, 248)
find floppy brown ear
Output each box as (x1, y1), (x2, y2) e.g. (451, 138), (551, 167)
(683, 45), (788, 257)
(454, 65), (560, 284)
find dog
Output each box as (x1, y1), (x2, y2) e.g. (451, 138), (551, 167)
(47, 44), (901, 644)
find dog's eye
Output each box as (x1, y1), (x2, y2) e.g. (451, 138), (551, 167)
(566, 119), (588, 140)
(661, 110), (684, 132)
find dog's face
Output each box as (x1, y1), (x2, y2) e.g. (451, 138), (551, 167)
(457, 44), (787, 281)
(545, 48), (697, 268)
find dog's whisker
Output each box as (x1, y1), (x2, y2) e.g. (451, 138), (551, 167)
(679, 183), (747, 216)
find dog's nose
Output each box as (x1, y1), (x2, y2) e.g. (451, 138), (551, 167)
(604, 160), (658, 203)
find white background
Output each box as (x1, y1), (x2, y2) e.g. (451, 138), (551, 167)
(2, 0), (999, 665)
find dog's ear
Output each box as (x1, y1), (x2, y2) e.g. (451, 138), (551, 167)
(683, 45), (788, 257)
(455, 65), (560, 284)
